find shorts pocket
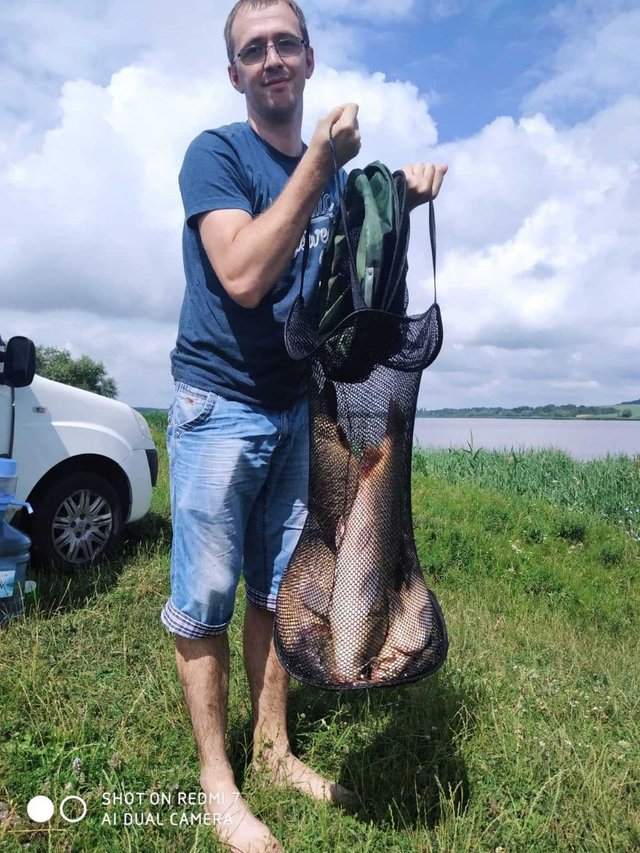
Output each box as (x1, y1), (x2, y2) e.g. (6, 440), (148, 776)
(171, 383), (218, 435)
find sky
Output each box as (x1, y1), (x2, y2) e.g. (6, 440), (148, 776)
(1, 0), (639, 409)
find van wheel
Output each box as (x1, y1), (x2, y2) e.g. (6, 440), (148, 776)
(30, 472), (123, 571)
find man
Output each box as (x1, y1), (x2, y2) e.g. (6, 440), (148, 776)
(163, 2), (447, 850)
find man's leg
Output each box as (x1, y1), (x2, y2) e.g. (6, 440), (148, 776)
(175, 633), (281, 852)
(242, 399), (353, 803)
(164, 385), (285, 851)
(243, 603), (353, 803)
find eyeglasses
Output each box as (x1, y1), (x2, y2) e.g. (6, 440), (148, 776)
(234, 36), (308, 66)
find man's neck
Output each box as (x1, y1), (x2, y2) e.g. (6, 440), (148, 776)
(247, 113), (304, 158)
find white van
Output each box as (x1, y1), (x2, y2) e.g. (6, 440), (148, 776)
(0, 335), (158, 571)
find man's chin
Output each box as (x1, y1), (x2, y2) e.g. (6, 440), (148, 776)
(258, 100), (298, 126)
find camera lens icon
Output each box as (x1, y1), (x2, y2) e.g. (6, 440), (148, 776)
(27, 795), (87, 824)
(59, 796), (88, 823)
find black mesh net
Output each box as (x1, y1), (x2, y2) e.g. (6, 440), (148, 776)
(274, 167), (448, 690)
(275, 301), (448, 689)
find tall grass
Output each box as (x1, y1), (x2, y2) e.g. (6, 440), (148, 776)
(413, 445), (640, 540)
(0, 415), (638, 851)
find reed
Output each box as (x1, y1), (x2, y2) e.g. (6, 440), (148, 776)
(413, 445), (640, 540)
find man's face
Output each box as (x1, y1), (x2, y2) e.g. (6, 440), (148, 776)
(228, 2), (314, 126)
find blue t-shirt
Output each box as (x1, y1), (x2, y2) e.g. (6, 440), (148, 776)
(171, 121), (340, 410)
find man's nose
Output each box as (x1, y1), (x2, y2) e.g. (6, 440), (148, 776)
(263, 43), (285, 67)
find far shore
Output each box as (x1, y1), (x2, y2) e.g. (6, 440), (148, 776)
(416, 413), (640, 420)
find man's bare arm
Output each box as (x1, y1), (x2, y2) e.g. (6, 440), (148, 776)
(199, 104), (360, 309)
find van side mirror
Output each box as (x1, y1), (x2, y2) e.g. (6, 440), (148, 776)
(0, 336), (36, 388)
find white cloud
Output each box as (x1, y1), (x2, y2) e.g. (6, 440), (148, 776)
(1, 67), (242, 327)
(1, 55), (439, 406)
(2, 310), (177, 407)
(523, 2), (640, 115)
(0, 0), (403, 143)
(1, 0), (638, 410)
(304, 67), (438, 164)
(409, 93), (640, 406)
(308, 0), (416, 18)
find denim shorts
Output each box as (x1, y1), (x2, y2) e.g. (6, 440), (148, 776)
(160, 382), (309, 639)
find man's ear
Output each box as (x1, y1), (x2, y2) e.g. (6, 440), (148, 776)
(305, 45), (315, 80)
(228, 63), (245, 94)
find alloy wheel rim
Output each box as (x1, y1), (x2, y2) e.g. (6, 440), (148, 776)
(51, 488), (113, 564)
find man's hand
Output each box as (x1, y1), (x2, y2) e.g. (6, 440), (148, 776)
(402, 162), (448, 211)
(310, 103), (361, 170)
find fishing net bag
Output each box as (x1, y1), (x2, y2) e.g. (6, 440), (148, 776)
(274, 156), (448, 690)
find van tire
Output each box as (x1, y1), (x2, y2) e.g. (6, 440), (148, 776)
(30, 471), (123, 571)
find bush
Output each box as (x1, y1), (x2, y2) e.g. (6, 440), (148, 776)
(35, 346), (118, 398)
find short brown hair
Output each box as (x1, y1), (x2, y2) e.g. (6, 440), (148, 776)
(224, 0), (310, 63)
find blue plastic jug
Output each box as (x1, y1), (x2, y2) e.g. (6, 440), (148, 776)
(0, 458), (33, 625)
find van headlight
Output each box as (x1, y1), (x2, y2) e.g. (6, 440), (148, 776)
(132, 409), (153, 441)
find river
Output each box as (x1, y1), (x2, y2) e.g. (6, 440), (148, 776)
(413, 417), (640, 461)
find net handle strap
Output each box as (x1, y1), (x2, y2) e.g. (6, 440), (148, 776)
(429, 197), (437, 304)
(295, 131), (365, 308)
(328, 131), (367, 310)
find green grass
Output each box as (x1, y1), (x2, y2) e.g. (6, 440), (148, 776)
(1, 416), (638, 851)
(413, 445), (640, 542)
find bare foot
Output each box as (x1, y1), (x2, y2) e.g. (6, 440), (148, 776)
(252, 750), (354, 804)
(201, 770), (282, 852)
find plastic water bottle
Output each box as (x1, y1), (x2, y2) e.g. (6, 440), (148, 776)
(0, 458), (33, 625)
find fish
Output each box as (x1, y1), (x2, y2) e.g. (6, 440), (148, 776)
(296, 534), (335, 619)
(309, 380), (359, 542)
(328, 398), (405, 683)
(275, 379), (360, 684)
(275, 532), (335, 682)
(369, 563), (436, 682)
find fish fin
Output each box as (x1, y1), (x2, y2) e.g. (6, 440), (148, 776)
(358, 398), (403, 479)
(299, 578), (332, 620)
(360, 444), (383, 478)
(386, 396), (404, 437)
(336, 423), (350, 452)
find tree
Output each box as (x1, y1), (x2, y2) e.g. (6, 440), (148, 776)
(35, 346), (118, 398)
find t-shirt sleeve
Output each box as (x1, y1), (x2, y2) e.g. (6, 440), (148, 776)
(179, 132), (253, 230)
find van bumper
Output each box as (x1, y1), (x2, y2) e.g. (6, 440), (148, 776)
(146, 448), (159, 487)
(125, 446), (155, 523)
